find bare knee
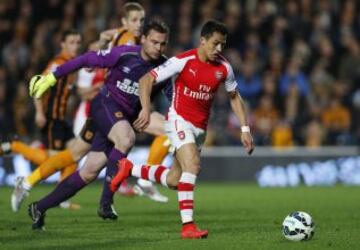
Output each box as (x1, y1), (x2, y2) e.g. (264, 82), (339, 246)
(79, 165), (99, 183)
(79, 152), (106, 183)
(175, 145), (201, 175)
(109, 121), (136, 153)
(68, 138), (90, 161)
(113, 131), (135, 152)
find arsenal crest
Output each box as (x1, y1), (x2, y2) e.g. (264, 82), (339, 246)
(215, 70), (223, 80)
(177, 131), (185, 140)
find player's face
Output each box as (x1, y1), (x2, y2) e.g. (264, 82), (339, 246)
(201, 32), (226, 61)
(141, 30), (168, 60)
(123, 10), (145, 38)
(61, 34), (81, 58)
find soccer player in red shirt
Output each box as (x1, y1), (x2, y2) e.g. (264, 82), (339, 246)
(111, 20), (254, 239)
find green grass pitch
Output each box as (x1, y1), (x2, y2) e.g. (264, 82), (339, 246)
(0, 182), (359, 249)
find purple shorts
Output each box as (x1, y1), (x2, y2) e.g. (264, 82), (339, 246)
(90, 92), (132, 136)
(89, 92), (131, 156)
(90, 132), (113, 157)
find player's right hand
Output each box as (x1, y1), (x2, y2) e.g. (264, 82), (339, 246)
(35, 111), (47, 128)
(29, 73), (57, 98)
(241, 132), (254, 155)
(133, 108), (150, 132)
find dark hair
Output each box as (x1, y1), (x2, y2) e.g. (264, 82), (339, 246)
(143, 20), (169, 36)
(61, 29), (80, 42)
(200, 20), (228, 39)
(122, 2), (144, 18)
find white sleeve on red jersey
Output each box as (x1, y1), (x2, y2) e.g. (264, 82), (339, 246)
(150, 55), (195, 84)
(76, 68), (94, 88)
(222, 61), (238, 92)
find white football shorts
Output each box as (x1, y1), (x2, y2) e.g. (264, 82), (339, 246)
(164, 107), (206, 152)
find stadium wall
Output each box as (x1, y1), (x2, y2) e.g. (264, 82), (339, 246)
(0, 147), (359, 186)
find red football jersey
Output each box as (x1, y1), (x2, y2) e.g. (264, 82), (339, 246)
(150, 49), (237, 129)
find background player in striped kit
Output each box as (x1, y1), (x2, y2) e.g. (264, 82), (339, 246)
(9, 29), (82, 211)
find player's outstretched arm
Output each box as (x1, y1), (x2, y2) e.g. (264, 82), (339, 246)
(229, 90), (254, 155)
(29, 73), (57, 98)
(134, 73), (155, 131)
(29, 46), (133, 98)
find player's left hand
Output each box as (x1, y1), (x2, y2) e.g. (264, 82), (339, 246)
(241, 132), (254, 155)
(133, 108), (150, 132)
(29, 73), (57, 98)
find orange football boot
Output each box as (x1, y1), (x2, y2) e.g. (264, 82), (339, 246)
(181, 223), (208, 239)
(110, 158), (133, 192)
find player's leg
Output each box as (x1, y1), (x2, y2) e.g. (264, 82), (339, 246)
(24, 138), (89, 188)
(11, 123), (92, 212)
(38, 138), (90, 183)
(57, 119), (96, 210)
(174, 143), (208, 239)
(112, 155), (182, 191)
(99, 119), (135, 210)
(32, 118), (94, 187)
(10, 146), (77, 212)
(110, 112), (185, 191)
(29, 151), (107, 230)
(10, 120), (61, 212)
(147, 135), (170, 163)
(58, 163), (81, 210)
(56, 121), (78, 186)
(110, 122), (207, 238)
(59, 163), (78, 182)
(164, 113), (207, 238)
(88, 93), (136, 214)
(136, 111), (170, 202)
(8, 140), (48, 165)
(144, 112), (171, 166)
(21, 118), (94, 189)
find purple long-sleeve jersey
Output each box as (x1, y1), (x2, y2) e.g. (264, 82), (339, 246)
(53, 45), (172, 119)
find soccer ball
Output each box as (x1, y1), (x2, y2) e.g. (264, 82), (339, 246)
(282, 211), (315, 241)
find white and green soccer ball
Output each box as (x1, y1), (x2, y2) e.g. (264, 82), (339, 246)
(282, 211), (315, 241)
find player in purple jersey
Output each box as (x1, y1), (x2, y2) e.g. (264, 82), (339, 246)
(27, 21), (171, 230)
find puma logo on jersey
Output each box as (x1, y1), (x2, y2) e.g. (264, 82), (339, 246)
(189, 68), (197, 76)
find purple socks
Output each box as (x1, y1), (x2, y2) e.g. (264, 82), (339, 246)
(99, 148), (127, 207)
(37, 171), (86, 213)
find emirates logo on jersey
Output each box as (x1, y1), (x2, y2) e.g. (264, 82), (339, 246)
(184, 86), (214, 101)
(215, 70), (223, 80)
